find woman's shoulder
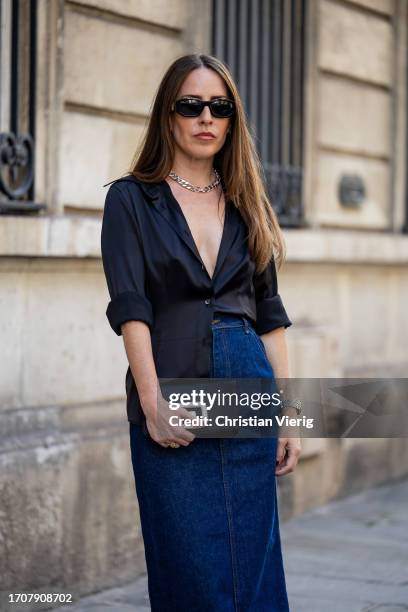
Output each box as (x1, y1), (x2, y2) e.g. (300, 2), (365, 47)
(103, 174), (163, 205)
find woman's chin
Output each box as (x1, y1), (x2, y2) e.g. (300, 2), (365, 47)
(184, 147), (217, 161)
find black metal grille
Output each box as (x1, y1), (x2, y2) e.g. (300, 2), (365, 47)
(404, 26), (408, 233)
(0, 0), (45, 213)
(212, 0), (306, 226)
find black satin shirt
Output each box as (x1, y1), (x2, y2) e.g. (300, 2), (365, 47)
(101, 174), (292, 424)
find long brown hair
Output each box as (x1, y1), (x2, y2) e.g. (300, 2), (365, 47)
(129, 53), (286, 273)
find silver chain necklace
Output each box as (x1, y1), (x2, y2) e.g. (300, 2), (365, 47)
(168, 168), (221, 193)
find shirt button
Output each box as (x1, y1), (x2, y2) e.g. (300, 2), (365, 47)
(204, 298), (211, 305)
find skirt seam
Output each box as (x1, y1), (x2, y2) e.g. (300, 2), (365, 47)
(219, 440), (240, 612)
(220, 329), (231, 377)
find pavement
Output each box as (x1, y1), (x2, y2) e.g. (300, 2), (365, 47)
(58, 477), (408, 612)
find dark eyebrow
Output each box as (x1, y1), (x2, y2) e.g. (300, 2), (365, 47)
(180, 95), (228, 100)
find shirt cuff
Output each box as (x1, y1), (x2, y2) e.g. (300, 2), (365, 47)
(254, 294), (292, 335)
(106, 291), (154, 336)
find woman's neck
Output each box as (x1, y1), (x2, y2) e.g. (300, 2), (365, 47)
(170, 158), (215, 186)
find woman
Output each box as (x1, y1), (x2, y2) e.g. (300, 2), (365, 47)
(101, 53), (301, 611)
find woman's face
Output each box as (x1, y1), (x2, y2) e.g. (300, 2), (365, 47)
(169, 67), (232, 161)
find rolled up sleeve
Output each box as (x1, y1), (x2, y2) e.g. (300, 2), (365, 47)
(101, 184), (153, 336)
(253, 257), (292, 335)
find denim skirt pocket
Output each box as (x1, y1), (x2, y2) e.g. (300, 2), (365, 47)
(211, 325), (274, 379)
(247, 326), (267, 355)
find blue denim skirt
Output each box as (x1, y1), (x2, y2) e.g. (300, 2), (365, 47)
(129, 313), (290, 611)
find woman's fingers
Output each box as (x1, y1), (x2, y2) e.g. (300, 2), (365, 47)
(275, 438), (302, 476)
(276, 439), (287, 465)
(147, 404), (197, 447)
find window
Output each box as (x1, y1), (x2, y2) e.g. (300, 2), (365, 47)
(212, 0), (306, 226)
(0, 0), (45, 213)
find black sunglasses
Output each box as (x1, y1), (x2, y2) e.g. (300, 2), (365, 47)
(171, 97), (236, 119)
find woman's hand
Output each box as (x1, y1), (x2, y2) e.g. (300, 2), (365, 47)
(144, 394), (197, 448)
(275, 435), (302, 476)
(275, 408), (302, 476)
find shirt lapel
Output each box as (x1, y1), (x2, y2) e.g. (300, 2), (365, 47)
(108, 174), (239, 284)
(140, 180), (206, 268)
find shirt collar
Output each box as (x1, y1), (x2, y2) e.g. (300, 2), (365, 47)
(104, 174), (239, 285)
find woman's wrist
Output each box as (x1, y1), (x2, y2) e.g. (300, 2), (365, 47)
(280, 398), (302, 416)
(139, 385), (160, 418)
(281, 405), (299, 418)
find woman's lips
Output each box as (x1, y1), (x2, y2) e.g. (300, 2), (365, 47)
(194, 134), (216, 140)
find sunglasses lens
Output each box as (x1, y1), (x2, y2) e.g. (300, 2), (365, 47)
(211, 99), (235, 118)
(175, 99), (202, 117)
(174, 98), (236, 118)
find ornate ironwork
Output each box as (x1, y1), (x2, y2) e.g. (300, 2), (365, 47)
(0, 0), (45, 213)
(0, 131), (34, 199)
(264, 163), (305, 227)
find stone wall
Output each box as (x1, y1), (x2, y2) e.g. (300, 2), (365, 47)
(0, 0), (407, 602)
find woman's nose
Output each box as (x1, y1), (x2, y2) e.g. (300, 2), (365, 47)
(200, 106), (213, 121)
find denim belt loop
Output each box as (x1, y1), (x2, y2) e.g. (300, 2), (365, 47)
(242, 315), (250, 333)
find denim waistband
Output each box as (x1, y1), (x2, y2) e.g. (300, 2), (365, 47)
(211, 312), (251, 330)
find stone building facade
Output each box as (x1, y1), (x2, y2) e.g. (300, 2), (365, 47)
(1, 0), (407, 599)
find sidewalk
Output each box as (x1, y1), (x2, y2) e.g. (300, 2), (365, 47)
(59, 477), (408, 612)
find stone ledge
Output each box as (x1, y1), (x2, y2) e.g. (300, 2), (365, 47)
(0, 214), (101, 258)
(1, 215), (408, 263)
(285, 227), (408, 264)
